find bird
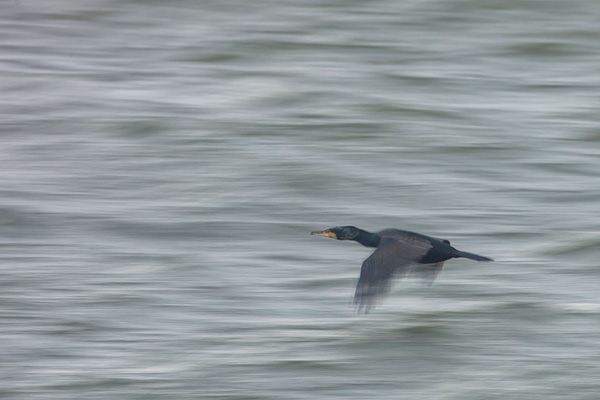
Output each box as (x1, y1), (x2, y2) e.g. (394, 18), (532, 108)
(310, 226), (493, 312)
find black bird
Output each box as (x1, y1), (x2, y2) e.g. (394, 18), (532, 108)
(311, 226), (493, 312)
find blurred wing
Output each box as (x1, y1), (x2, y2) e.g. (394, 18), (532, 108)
(353, 238), (431, 312)
(408, 262), (445, 287)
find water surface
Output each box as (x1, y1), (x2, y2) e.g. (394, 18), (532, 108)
(1, 1), (600, 399)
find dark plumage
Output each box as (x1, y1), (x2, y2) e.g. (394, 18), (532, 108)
(311, 226), (493, 312)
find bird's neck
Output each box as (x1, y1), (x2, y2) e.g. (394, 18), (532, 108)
(354, 230), (381, 248)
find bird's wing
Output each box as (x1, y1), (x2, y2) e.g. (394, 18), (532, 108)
(408, 262), (445, 287)
(353, 237), (431, 312)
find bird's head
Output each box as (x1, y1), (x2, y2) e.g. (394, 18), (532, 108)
(310, 226), (361, 241)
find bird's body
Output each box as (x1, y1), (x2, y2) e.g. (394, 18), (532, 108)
(311, 226), (493, 312)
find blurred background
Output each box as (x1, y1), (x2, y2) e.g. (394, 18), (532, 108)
(1, 0), (600, 399)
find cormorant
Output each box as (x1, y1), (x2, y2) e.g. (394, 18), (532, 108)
(311, 226), (493, 312)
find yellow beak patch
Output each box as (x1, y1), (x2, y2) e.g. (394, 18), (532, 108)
(310, 230), (337, 239)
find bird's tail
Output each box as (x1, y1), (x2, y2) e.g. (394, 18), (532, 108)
(454, 251), (493, 262)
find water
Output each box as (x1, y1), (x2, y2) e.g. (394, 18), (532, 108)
(1, 1), (600, 399)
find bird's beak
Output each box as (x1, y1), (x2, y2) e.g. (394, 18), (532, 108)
(310, 230), (337, 239)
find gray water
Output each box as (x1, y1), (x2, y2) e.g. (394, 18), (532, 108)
(2, 1), (600, 399)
